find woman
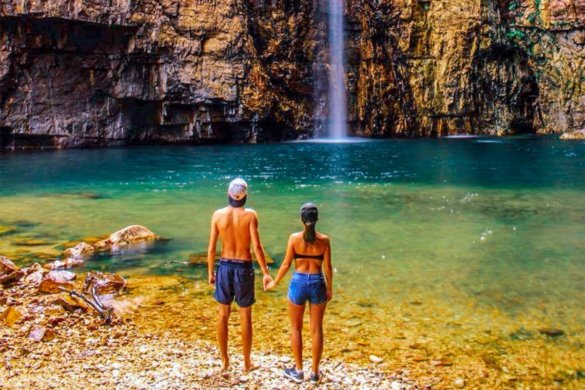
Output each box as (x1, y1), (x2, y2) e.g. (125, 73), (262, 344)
(267, 203), (333, 384)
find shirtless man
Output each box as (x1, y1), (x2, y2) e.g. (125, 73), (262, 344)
(207, 178), (273, 371)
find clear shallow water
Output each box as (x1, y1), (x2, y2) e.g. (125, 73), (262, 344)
(1, 137), (585, 384)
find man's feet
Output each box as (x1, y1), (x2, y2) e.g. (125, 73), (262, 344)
(310, 372), (320, 384)
(244, 364), (260, 372)
(283, 367), (304, 383)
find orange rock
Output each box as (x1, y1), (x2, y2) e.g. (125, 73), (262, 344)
(38, 271), (76, 293)
(3, 306), (23, 327)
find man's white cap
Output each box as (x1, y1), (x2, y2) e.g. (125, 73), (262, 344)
(228, 178), (248, 201)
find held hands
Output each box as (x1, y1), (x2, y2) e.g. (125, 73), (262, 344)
(208, 273), (215, 286)
(265, 279), (277, 290)
(263, 273), (275, 291)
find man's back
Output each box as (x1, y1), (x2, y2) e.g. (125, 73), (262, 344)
(213, 206), (256, 261)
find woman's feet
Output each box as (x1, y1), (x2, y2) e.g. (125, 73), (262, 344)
(310, 371), (320, 384)
(283, 367), (304, 383)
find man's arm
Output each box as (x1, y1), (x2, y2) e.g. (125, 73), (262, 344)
(249, 211), (272, 288)
(207, 212), (219, 285)
(323, 238), (333, 301)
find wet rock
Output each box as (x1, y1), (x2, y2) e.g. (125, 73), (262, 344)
(93, 225), (159, 251)
(560, 130), (585, 140)
(63, 242), (95, 259)
(0, 226), (17, 236)
(39, 271), (76, 293)
(44, 258), (84, 270)
(538, 328), (565, 337)
(510, 327), (534, 340)
(83, 272), (126, 295)
(12, 238), (52, 246)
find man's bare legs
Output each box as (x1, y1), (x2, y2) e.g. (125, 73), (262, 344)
(239, 306), (254, 371)
(309, 302), (327, 375)
(218, 303), (231, 370)
(288, 300), (306, 371)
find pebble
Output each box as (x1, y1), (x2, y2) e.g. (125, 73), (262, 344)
(369, 355), (384, 363)
(391, 380), (403, 390)
(279, 356), (291, 363)
(454, 378), (466, 388)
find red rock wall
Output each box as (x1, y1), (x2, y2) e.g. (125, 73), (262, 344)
(0, 0), (583, 148)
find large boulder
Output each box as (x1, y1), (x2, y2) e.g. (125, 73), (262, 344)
(93, 225), (159, 251)
(38, 270), (76, 293)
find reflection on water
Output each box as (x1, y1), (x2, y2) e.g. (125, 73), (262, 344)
(1, 137), (584, 386)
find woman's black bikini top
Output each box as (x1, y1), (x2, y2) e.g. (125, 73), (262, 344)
(294, 251), (325, 261)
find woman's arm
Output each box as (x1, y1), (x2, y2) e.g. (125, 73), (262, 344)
(272, 235), (296, 286)
(323, 238), (333, 301)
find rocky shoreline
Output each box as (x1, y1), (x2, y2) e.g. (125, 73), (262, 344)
(1, 266), (416, 389)
(1, 226), (418, 389)
(2, 224), (584, 388)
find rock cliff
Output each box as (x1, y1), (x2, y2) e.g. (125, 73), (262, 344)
(0, 0), (583, 148)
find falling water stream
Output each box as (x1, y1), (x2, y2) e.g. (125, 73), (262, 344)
(327, 0), (348, 139)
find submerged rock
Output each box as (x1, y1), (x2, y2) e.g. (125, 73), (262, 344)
(12, 238), (53, 246)
(538, 328), (565, 337)
(0, 226), (17, 236)
(39, 271), (76, 293)
(93, 225), (159, 251)
(63, 242), (95, 259)
(44, 258), (85, 270)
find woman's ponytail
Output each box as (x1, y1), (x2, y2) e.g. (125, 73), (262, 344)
(300, 203), (319, 244)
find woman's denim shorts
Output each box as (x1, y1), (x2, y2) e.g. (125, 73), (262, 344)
(287, 272), (327, 305)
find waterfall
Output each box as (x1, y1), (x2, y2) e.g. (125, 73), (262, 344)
(327, 0), (348, 139)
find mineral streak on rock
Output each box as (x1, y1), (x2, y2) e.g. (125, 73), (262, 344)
(0, 0), (583, 148)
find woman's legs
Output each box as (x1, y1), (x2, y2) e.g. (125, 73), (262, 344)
(309, 302), (327, 375)
(288, 300), (306, 371)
